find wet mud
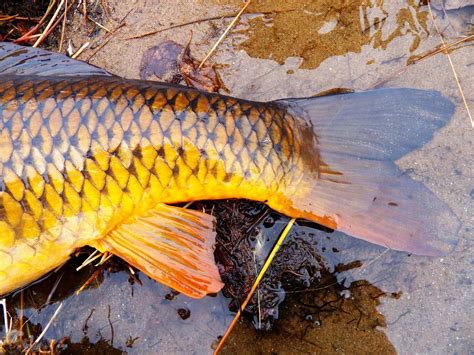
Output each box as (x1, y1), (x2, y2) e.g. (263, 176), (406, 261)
(235, 0), (429, 69)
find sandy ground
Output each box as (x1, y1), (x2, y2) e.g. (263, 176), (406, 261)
(4, 1), (473, 354)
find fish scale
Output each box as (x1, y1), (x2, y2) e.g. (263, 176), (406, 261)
(0, 43), (459, 298)
(0, 74), (305, 293)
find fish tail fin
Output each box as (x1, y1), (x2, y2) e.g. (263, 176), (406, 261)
(0, 42), (111, 76)
(278, 88), (460, 256)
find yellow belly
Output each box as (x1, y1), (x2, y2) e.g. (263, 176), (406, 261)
(0, 75), (304, 296)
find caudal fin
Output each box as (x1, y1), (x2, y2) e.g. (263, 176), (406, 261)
(0, 42), (111, 76)
(281, 89), (459, 256)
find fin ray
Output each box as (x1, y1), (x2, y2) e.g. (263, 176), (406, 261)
(280, 89), (459, 256)
(90, 203), (223, 298)
(0, 42), (112, 77)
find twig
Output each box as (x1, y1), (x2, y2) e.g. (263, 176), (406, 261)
(99, 0), (111, 20)
(272, 280), (340, 294)
(107, 305), (114, 346)
(83, 0), (88, 22)
(125, 15), (240, 40)
(26, 302), (64, 353)
(76, 265), (106, 295)
(82, 308), (95, 334)
(125, 8), (297, 40)
(214, 218), (296, 354)
(198, 0), (251, 69)
(428, 3), (473, 128)
(33, 0), (65, 48)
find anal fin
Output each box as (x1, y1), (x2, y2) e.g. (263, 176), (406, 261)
(89, 203), (223, 298)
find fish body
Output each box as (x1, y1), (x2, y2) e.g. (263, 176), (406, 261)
(0, 74), (311, 294)
(0, 44), (459, 298)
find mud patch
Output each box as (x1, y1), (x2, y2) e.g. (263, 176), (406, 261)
(221, 280), (398, 354)
(232, 0), (429, 69)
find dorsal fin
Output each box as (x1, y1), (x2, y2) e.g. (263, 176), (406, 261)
(0, 42), (112, 77)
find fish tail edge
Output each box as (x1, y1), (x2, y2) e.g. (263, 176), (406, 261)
(276, 88), (460, 256)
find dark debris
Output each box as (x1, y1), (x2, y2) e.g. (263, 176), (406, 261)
(139, 39), (222, 93)
(195, 200), (332, 330)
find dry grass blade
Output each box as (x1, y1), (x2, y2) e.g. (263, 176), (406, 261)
(19, 291), (24, 340)
(0, 15), (37, 22)
(25, 302), (63, 353)
(85, 8), (132, 60)
(125, 6), (295, 40)
(427, 3), (473, 128)
(96, 252), (113, 266)
(59, 0), (68, 52)
(14, 0), (57, 43)
(76, 249), (101, 271)
(411, 33), (474, 64)
(33, 0), (65, 48)
(198, 0), (251, 69)
(71, 41), (90, 59)
(253, 253), (262, 330)
(87, 15), (112, 33)
(367, 31), (474, 90)
(0, 15), (17, 22)
(45, 274), (64, 306)
(214, 218), (296, 354)
(358, 248), (390, 273)
(2, 28), (15, 41)
(1, 298), (9, 341)
(40, 0), (76, 49)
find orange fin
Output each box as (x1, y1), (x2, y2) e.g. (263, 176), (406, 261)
(90, 204), (223, 298)
(279, 89), (460, 256)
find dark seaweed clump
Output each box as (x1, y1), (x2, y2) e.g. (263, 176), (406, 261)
(196, 200), (332, 330)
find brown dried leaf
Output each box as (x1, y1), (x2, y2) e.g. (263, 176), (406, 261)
(139, 40), (183, 83)
(139, 39), (221, 93)
(178, 36), (221, 93)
